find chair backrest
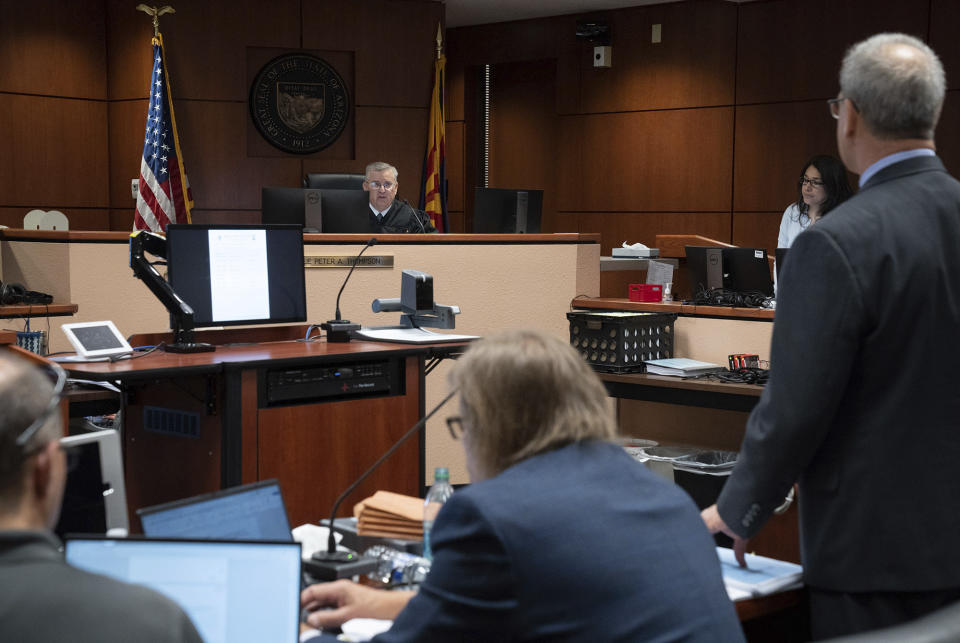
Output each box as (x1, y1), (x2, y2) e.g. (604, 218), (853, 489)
(303, 173), (365, 190)
(23, 209), (69, 230)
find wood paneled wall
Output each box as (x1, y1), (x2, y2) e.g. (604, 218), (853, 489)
(0, 0), (442, 231)
(446, 0), (960, 251)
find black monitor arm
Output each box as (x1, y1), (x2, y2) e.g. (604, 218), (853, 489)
(129, 231), (214, 353)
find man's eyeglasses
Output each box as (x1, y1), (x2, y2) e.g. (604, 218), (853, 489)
(827, 95), (859, 120)
(446, 416), (463, 440)
(366, 181), (395, 191)
(15, 362), (67, 455)
(799, 177), (825, 188)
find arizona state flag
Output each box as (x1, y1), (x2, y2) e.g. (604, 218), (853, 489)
(135, 33), (193, 232)
(418, 48), (447, 232)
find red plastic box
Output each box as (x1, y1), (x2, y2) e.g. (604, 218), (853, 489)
(628, 283), (662, 302)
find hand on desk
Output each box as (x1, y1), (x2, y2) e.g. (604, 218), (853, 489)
(301, 579), (414, 629)
(701, 504), (749, 568)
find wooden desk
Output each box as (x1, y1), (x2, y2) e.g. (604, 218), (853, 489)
(62, 332), (463, 529)
(0, 303), (78, 318)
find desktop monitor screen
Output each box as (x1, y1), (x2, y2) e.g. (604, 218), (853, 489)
(55, 429), (129, 538)
(724, 247), (774, 297)
(473, 187), (543, 233)
(318, 188), (373, 233)
(166, 224), (307, 327)
(261, 187), (322, 232)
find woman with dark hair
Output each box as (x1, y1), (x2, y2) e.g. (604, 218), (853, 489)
(778, 154), (854, 248)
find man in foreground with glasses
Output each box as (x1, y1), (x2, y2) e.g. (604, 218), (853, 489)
(363, 161), (437, 233)
(302, 329), (744, 641)
(702, 32), (960, 639)
(0, 352), (202, 642)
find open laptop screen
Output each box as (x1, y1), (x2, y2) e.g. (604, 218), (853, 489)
(137, 479), (292, 541)
(65, 537), (301, 643)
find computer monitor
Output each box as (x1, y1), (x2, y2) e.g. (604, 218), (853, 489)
(65, 537), (302, 643)
(55, 429), (128, 538)
(261, 187), (323, 232)
(138, 479), (292, 541)
(724, 247), (774, 296)
(473, 187), (543, 233)
(318, 188), (373, 233)
(166, 224), (307, 327)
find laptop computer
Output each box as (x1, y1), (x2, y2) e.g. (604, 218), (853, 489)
(137, 479), (292, 541)
(65, 536), (301, 643)
(56, 429), (129, 539)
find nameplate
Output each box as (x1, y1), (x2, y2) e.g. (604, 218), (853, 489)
(304, 255), (394, 268)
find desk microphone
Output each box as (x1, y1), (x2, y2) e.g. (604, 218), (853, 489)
(306, 389), (457, 581)
(399, 199), (427, 233)
(321, 237), (377, 342)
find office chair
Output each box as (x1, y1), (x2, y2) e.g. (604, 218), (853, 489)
(303, 173), (365, 190)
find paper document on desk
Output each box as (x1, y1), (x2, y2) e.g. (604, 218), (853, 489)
(717, 547), (803, 600)
(355, 327), (479, 344)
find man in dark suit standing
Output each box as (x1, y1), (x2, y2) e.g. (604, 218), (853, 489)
(363, 161), (437, 233)
(701, 33), (960, 639)
(0, 353), (202, 642)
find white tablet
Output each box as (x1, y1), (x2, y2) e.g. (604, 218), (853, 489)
(61, 320), (133, 359)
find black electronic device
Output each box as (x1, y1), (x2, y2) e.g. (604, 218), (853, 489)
(55, 429), (128, 539)
(685, 246), (724, 293)
(309, 389), (457, 581)
(165, 224), (307, 328)
(260, 358), (400, 407)
(473, 187), (543, 233)
(319, 189), (374, 233)
(723, 247), (774, 297)
(320, 237), (378, 342)
(0, 281), (53, 305)
(261, 186), (323, 232)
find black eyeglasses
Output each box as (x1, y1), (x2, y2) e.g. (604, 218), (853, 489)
(15, 362), (67, 455)
(446, 416), (463, 440)
(798, 177), (825, 188)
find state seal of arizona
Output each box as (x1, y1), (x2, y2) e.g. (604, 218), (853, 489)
(250, 53), (350, 154)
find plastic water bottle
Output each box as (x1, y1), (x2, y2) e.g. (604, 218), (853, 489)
(423, 467), (453, 561)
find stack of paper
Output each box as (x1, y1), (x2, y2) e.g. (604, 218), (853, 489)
(643, 357), (724, 376)
(716, 547), (803, 601)
(353, 490), (424, 540)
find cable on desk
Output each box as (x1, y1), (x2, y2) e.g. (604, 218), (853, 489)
(698, 367), (770, 386)
(690, 287), (773, 309)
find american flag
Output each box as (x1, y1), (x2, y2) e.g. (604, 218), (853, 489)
(135, 33), (193, 232)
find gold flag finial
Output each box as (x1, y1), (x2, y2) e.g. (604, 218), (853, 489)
(435, 23), (443, 60)
(136, 4), (175, 38)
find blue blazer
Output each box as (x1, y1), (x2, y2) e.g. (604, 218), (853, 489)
(376, 441), (743, 642)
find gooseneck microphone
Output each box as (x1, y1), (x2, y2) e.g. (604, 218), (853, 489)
(306, 389), (457, 581)
(320, 237), (377, 342)
(399, 199), (428, 233)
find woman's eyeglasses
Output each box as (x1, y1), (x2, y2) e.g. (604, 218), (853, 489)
(799, 177), (825, 188)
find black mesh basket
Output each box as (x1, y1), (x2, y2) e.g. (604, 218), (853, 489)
(566, 310), (677, 373)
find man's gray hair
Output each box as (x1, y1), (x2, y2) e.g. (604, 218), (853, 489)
(364, 162), (398, 182)
(840, 33), (945, 140)
(0, 354), (61, 504)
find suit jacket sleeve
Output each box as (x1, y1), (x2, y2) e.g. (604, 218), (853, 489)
(717, 225), (865, 538)
(373, 492), (516, 642)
